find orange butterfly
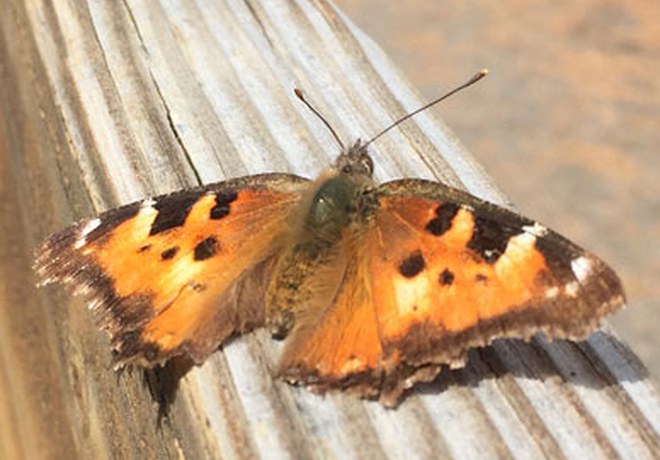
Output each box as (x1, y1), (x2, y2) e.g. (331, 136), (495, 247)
(35, 71), (625, 406)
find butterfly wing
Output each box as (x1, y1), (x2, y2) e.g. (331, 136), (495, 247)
(278, 179), (625, 405)
(276, 233), (385, 399)
(36, 173), (308, 366)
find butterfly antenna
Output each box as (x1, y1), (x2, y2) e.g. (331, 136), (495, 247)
(294, 88), (346, 151)
(364, 68), (489, 148)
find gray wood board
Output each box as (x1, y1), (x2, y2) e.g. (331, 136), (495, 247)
(0, 0), (657, 458)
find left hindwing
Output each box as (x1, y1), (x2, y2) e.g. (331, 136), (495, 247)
(35, 173), (308, 366)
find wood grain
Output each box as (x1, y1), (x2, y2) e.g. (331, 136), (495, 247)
(0, 0), (657, 458)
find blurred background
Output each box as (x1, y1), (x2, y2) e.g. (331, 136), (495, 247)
(336, 0), (659, 376)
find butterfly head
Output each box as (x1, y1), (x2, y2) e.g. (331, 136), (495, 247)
(333, 139), (374, 178)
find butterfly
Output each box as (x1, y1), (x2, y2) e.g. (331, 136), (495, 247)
(34, 71), (625, 407)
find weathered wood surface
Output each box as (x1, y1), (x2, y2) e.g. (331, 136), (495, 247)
(0, 0), (657, 459)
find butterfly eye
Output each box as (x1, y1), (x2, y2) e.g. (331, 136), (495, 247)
(341, 164), (353, 174)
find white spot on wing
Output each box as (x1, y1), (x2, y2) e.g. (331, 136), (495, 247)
(140, 198), (156, 209)
(74, 218), (101, 249)
(80, 217), (101, 237)
(522, 222), (548, 237)
(571, 256), (592, 283)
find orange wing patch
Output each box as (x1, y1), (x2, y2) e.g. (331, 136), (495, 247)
(373, 199), (550, 338)
(36, 174), (307, 365)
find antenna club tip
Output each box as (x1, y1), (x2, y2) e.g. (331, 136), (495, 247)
(294, 88), (304, 98)
(479, 68), (489, 76)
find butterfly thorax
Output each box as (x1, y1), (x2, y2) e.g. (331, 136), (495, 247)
(265, 141), (377, 338)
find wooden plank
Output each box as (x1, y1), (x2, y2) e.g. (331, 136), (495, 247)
(0, 0), (657, 458)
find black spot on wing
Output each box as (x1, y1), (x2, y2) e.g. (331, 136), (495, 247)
(161, 246), (178, 260)
(399, 251), (426, 278)
(439, 268), (455, 286)
(149, 193), (202, 236)
(425, 203), (459, 236)
(194, 236), (219, 261)
(475, 273), (488, 283)
(210, 191), (239, 220)
(467, 214), (532, 264)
